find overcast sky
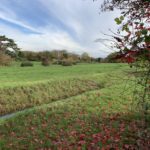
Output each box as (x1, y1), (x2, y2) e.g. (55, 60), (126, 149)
(0, 0), (120, 57)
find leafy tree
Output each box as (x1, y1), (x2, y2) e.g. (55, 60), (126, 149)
(101, 0), (150, 65)
(61, 50), (69, 59)
(0, 35), (20, 58)
(0, 35), (20, 65)
(104, 52), (124, 63)
(81, 52), (91, 62)
(101, 0), (150, 141)
(95, 57), (103, 63)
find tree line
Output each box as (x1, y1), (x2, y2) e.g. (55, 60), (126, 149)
(0, 35), (124, 66)
(18, 50), (91, 62)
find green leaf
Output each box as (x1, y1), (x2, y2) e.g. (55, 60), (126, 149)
(120, 16), (124, 21)
(145, 36), (150, 43)
(141, 29), (148, 35)
(134, 22), (139, 25)
(122, 24), (129, 32)
(115, 18), (122, 25)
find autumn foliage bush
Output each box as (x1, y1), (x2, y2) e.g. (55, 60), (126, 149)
(0, 52), (12, 66)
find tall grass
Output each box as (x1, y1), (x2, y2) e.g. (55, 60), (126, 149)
(0, 79), (100, 115)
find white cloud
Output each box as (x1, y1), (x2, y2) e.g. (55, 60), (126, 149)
(0, 4), (41, 34)
(0, 23), (84, 53)
(0, 0), (121, 57)
(0, 13), (40, 33)
(38, 0), (120, 57)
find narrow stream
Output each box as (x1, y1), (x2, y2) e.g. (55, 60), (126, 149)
(0, 112), (19, 120)
(0, 106), (37, 121)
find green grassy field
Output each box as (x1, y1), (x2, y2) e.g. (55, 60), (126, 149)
(0, 62), (128, 87)
(0, 63), (149, 149)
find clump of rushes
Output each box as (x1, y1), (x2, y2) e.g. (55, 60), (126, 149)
(0, 79), (100, 115)
(20, 61), (33, 67)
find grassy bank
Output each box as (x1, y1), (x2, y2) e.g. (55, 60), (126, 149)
(0, 63), (127, 115)
(0, 79), (100, 115)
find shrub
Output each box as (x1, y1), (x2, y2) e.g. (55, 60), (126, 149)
(61, 60), (72, 66)
(20, 61), (33, 67)
(41, 58), (50, 66)
(52, 59), (77, 66)
(0, 52), (12, 66)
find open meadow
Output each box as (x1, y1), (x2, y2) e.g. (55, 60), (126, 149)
(0, 63), (149, 149)
(0, 0), (149, 149)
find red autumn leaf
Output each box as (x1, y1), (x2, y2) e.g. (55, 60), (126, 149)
(125, 56), (135, 63)
(79, 134), (86, 140)
(78, 140), (86, 145)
